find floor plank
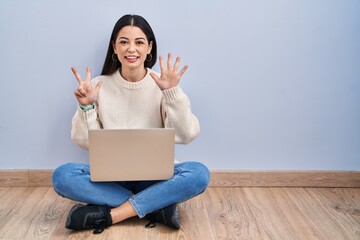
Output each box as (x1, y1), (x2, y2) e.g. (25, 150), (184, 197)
(305, 188), (360, 239)
(0, 187), (70, 240)
(286, 188), (360, 240)
(242, 187), (298, 240)
(203, 188), (247, 239)
(0, 187), (35, 235)
(268, 188), (319, 239)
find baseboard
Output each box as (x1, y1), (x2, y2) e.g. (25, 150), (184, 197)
(210, 171), (360, 187)
(0, 170), (53, 187)
(0, 170), (359, 187)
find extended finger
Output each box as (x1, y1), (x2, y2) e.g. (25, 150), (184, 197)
(167, 53), (172, 70)
(173, 56), (180, 72)
(86, 66), (91, 83)
(159, 55), (165, 73)
(71, 66), (83, 85)
(178, 65), (188, 78)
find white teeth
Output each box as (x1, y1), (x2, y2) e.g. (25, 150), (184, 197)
(126, 56), (137, 59)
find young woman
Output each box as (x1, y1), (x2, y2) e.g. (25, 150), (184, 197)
(52, 14), (210, 234)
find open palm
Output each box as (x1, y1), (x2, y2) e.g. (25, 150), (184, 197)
(150, 53), (188, 90)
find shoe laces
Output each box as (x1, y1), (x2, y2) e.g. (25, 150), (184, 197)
(145, 211), (160, 228)
(86, 213), (108, 234)
(145, 204), (179, 229)
(145, 219), (156, 228)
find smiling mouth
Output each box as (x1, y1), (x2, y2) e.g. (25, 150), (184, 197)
(125, 56), (139, 60)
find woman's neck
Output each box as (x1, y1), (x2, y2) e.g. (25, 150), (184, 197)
(120, 67), (147, 82)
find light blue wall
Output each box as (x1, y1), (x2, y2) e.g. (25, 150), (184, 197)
(1, 0), (359, 170)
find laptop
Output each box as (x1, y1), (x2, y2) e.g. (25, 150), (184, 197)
(88, 128), (175, 182)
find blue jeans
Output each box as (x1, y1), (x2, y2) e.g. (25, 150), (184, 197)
(52, 161), (210, 218)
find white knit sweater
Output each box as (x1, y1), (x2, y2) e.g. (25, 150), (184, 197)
(71, 68), (200, 150)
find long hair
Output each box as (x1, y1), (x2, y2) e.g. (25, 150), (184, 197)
(101, 15), (157, 75)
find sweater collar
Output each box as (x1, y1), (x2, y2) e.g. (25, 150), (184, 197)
(113, 68), (153, 90)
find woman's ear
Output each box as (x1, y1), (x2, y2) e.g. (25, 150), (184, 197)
(112, 41), (116, 52)
(148, 41), (153, 54)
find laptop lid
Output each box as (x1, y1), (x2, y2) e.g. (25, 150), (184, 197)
(88, 128), (175, 182)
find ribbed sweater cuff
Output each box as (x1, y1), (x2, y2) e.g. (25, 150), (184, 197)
(162, 85), (184, 102)
(77, 105), (98, 122)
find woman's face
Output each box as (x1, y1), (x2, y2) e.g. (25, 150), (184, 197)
(113, 26), (152, 72)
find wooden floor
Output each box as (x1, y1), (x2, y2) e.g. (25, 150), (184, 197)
(0, 187), (359, 240)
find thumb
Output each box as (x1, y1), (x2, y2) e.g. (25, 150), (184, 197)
(149, 72), (160, 83)
(150, 72), (165, 90)
(150, 72), (164, 89)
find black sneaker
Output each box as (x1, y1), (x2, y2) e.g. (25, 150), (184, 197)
(65, 204), (112, 234)
(145, 204), (180, 229)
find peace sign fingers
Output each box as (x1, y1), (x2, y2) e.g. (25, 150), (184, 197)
(71, 66), (91, 86)
(71, 66), (102, 106)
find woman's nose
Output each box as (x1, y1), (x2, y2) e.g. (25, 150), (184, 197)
(128, 43), (136, 52)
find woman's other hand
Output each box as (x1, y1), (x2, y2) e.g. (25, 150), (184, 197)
(72, 66), (102, 105)
(150, 53), (188, 90)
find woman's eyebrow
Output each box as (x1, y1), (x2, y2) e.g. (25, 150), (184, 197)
(118, 37), (146, 40)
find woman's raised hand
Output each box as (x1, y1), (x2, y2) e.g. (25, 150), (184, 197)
(72, 66), (102, 106)
(150, 53), (188, 90)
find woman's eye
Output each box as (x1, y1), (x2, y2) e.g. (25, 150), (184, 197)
(136, 41), (144, 45)
(119, 41), (128, 45)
